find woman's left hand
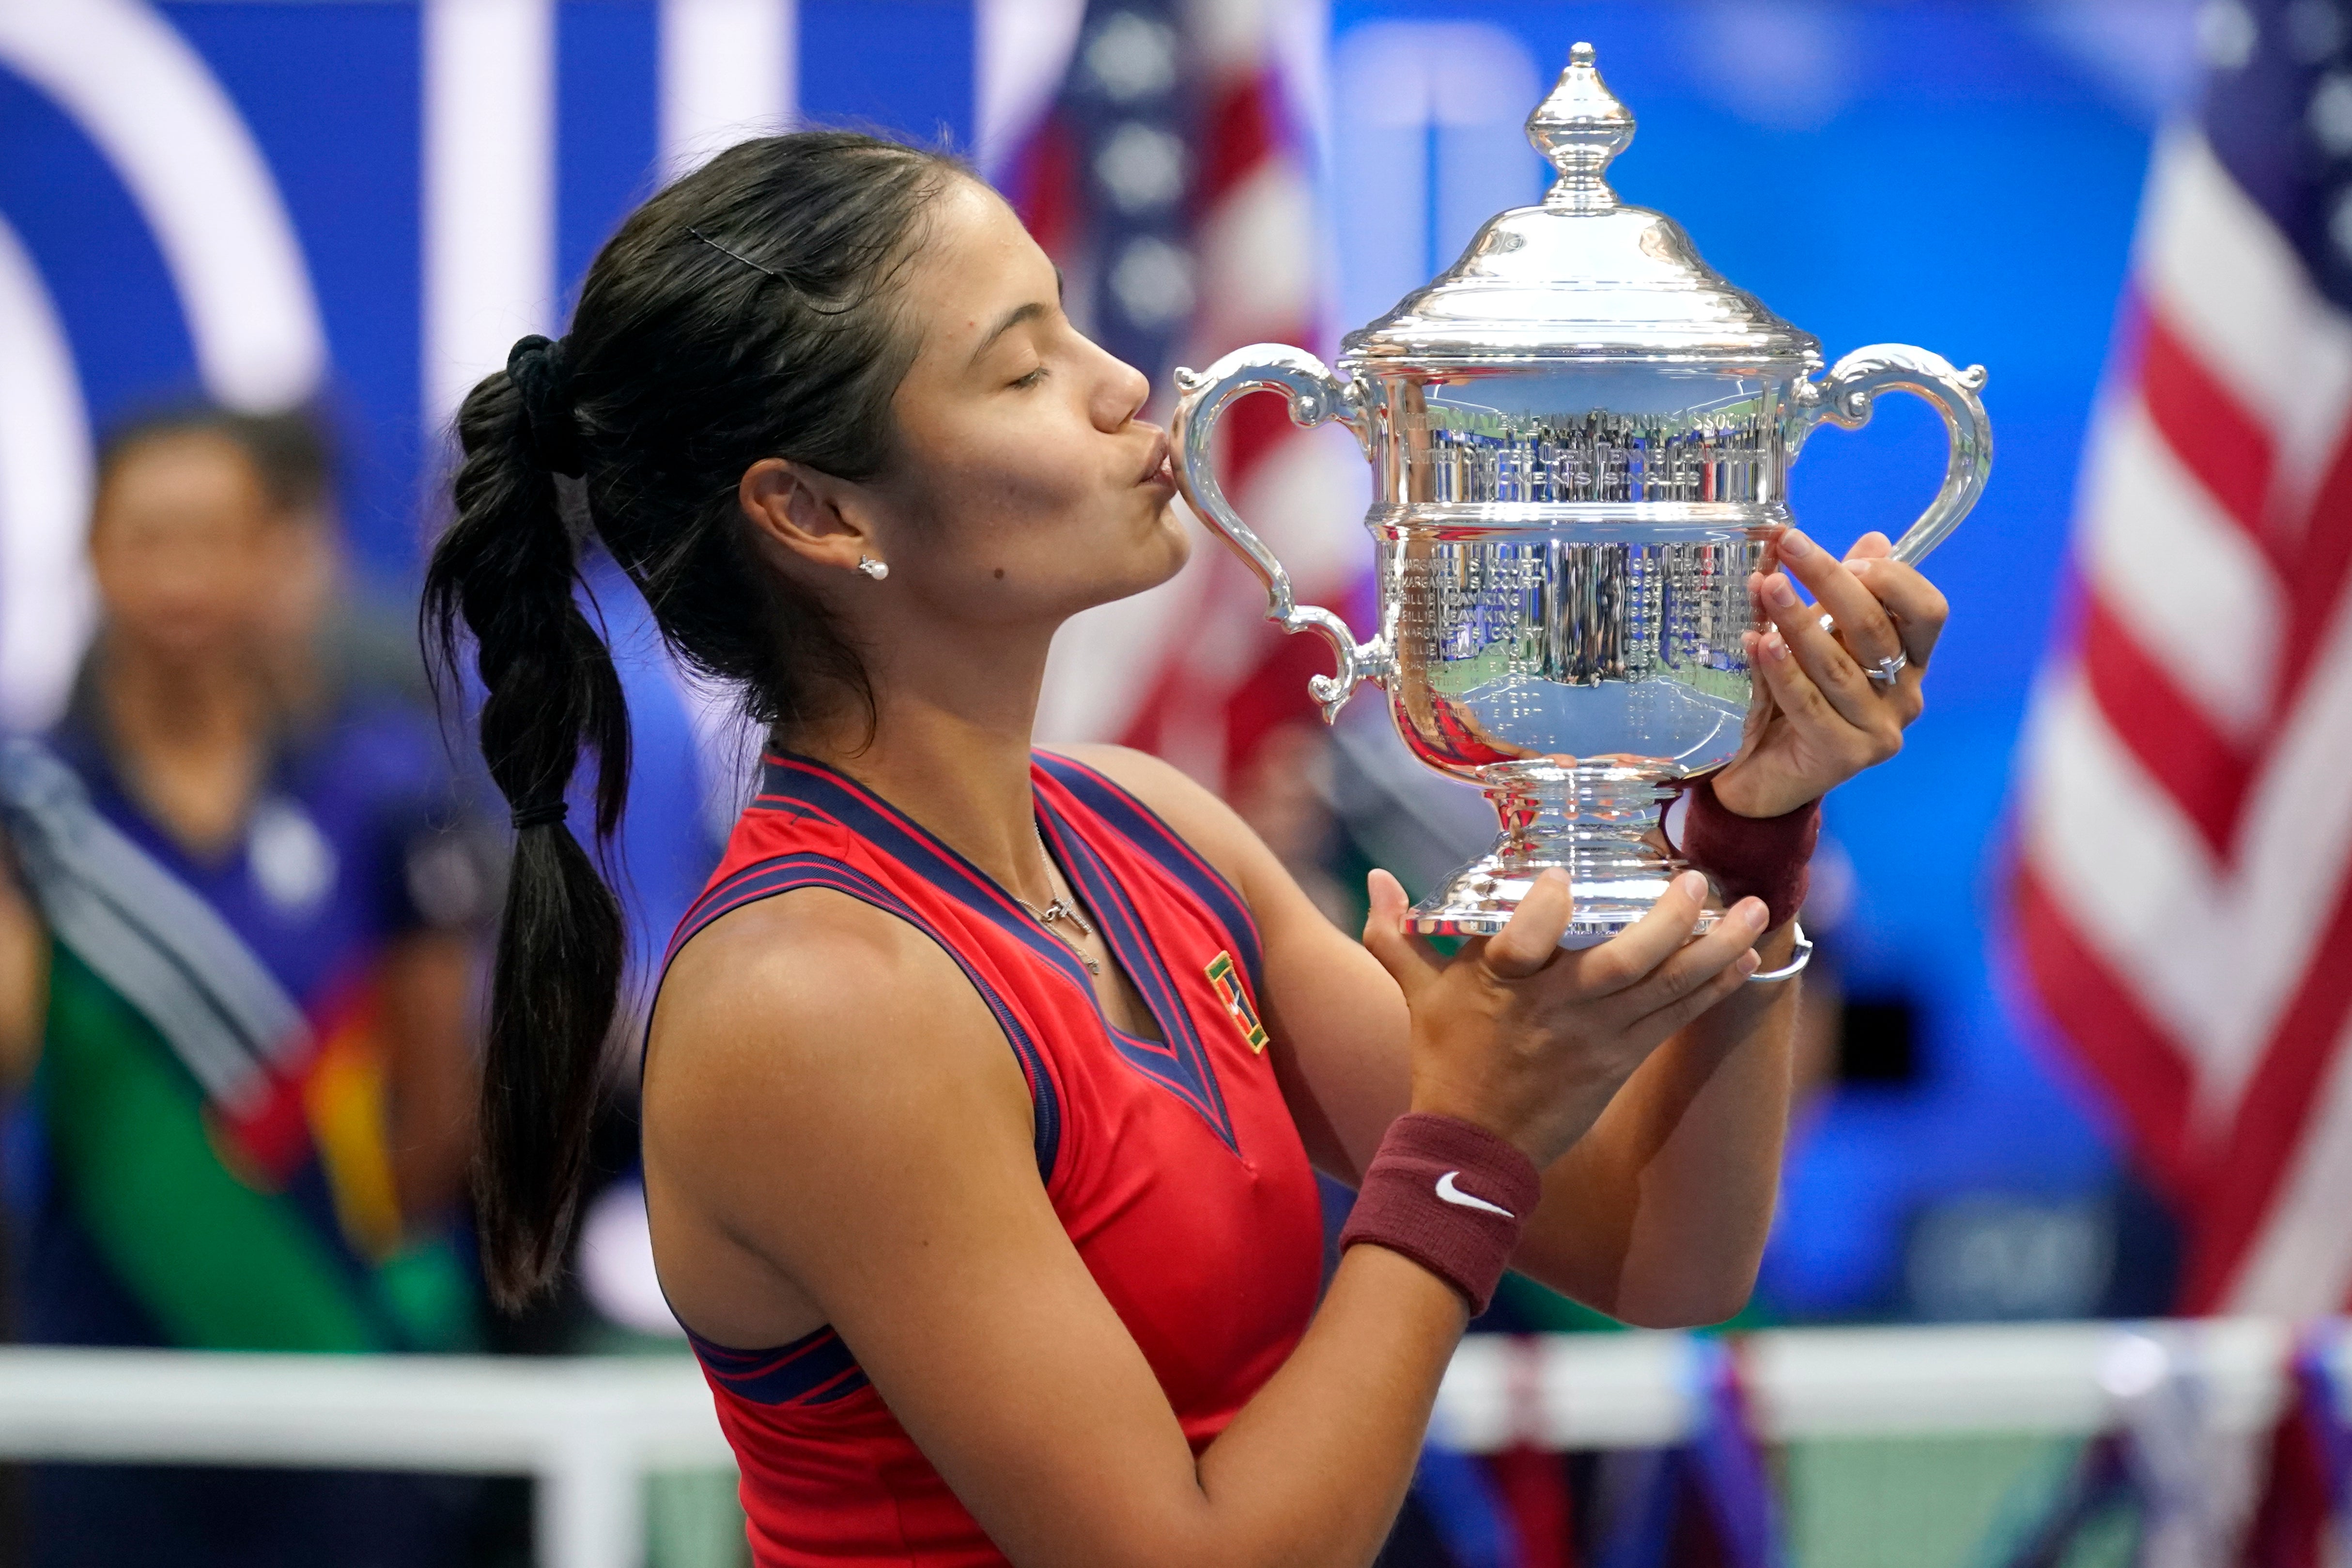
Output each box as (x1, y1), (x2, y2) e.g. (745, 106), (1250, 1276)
(1709, 526), (1949, 820)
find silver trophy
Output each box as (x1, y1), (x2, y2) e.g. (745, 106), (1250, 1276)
(1172, 42), (1990, 940)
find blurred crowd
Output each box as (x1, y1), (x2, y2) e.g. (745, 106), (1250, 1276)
(0, 399), (760, 1566)
(0, 403), (486, 1564)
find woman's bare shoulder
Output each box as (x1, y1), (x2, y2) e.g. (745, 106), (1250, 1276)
(641, 886), (1052, 1357)
(644, 885), (1028, 1174)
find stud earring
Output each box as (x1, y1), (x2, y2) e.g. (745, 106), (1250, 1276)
(855, 555), (889, 582)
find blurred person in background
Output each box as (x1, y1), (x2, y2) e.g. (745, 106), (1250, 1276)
(238, 407), (437, 724)
(0, 404), (487, 1568)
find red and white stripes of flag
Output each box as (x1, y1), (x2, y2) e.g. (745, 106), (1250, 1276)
(2016, 126), (2352, 1318)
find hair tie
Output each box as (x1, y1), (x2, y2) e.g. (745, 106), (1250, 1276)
(506, 335), (586, 477)
(511, 798), (569, 831)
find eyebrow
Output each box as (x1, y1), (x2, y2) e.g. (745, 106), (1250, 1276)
(970, 299), (1052, 367)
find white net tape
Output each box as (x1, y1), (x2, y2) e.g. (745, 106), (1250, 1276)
(0, 1321), (2338, 1568)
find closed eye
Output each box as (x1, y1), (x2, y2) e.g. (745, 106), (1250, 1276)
(1010, 365), (1048, 390)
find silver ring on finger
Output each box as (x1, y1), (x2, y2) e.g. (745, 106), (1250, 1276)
(1817, 611), (1911, 688)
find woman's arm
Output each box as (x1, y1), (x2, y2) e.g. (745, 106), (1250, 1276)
(1503, 908), (1799, 1325)
(1514, 528), (1950, 1321)
(643, 869), (1750, 1568)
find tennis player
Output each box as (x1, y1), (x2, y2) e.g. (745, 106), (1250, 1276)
(422, 132), (1944, 1568)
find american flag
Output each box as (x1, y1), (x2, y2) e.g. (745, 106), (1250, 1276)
(2014, 0), (2352, 1319)
(999, 0), (1366, 793)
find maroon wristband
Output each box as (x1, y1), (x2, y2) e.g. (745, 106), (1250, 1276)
(1338, 1113), (1543, 1316)
(1669, 776), (1820, 929)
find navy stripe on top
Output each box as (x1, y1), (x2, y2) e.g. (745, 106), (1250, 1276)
(1040, 799), (1238, 1152)
(755, 756), (1103, 998)
(688, 1323), (870, 1407)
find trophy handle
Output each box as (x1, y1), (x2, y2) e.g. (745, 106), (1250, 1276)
(1171, 344), (1392, 722)
(1794, 345), (1993, 564)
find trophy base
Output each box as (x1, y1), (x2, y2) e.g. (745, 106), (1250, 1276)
(1405, 764), (1717, 947)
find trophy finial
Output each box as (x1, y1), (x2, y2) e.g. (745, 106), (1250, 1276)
(1526, 41), (1634, 213)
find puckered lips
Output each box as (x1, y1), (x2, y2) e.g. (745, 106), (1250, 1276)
(1136, 429), (1174, 490)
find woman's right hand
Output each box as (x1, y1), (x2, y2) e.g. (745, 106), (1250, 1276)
(1362, 868), (1767, 1168)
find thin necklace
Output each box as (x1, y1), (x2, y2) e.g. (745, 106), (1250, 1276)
(1013, 827), (1099, 974)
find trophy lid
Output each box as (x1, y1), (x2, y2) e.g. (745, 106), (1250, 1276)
(1340, 44), (1820, 370)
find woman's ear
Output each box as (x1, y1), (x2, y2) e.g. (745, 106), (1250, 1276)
(738, 457), (874, 575)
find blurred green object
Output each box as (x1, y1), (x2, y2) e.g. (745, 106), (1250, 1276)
(39, 943), (473, 1352)
(1784, 1433), (2134, 1568)
(584, 1334), (751, 1568)
(1492, 1270), (1779, 1334)
(646, 1468), (749, 1568)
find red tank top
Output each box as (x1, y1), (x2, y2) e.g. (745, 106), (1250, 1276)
(657, 749), (1326, 1566)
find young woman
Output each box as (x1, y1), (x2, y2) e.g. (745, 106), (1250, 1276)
(424, 132), (1945, 1568)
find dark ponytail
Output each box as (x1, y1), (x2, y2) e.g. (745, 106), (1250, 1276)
(424, 338), (630, 1308)
(423, 132), (964, 1307)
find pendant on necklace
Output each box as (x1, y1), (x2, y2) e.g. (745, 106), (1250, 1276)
(1018, 894), (1100, 973)
(1038, 897), (1095, 940)
(1027, 826), (1100, 972)
(1040, 902), (1100, 973)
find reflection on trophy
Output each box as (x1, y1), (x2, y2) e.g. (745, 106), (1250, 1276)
(1173, 42), (1992, 942)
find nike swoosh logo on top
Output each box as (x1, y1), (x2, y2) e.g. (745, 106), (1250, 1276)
(1434, 1170), (1515, 1219)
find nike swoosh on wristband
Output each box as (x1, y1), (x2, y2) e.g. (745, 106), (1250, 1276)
(1434, 1170), (1515, 1219)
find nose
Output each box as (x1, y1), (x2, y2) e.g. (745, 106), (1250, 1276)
(1089, 340), (1152, 432)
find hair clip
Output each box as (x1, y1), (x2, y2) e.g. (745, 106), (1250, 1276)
(686, 227), (784, 282)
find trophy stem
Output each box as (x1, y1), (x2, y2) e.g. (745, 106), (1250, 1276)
(1406, 765), (1713, 946)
